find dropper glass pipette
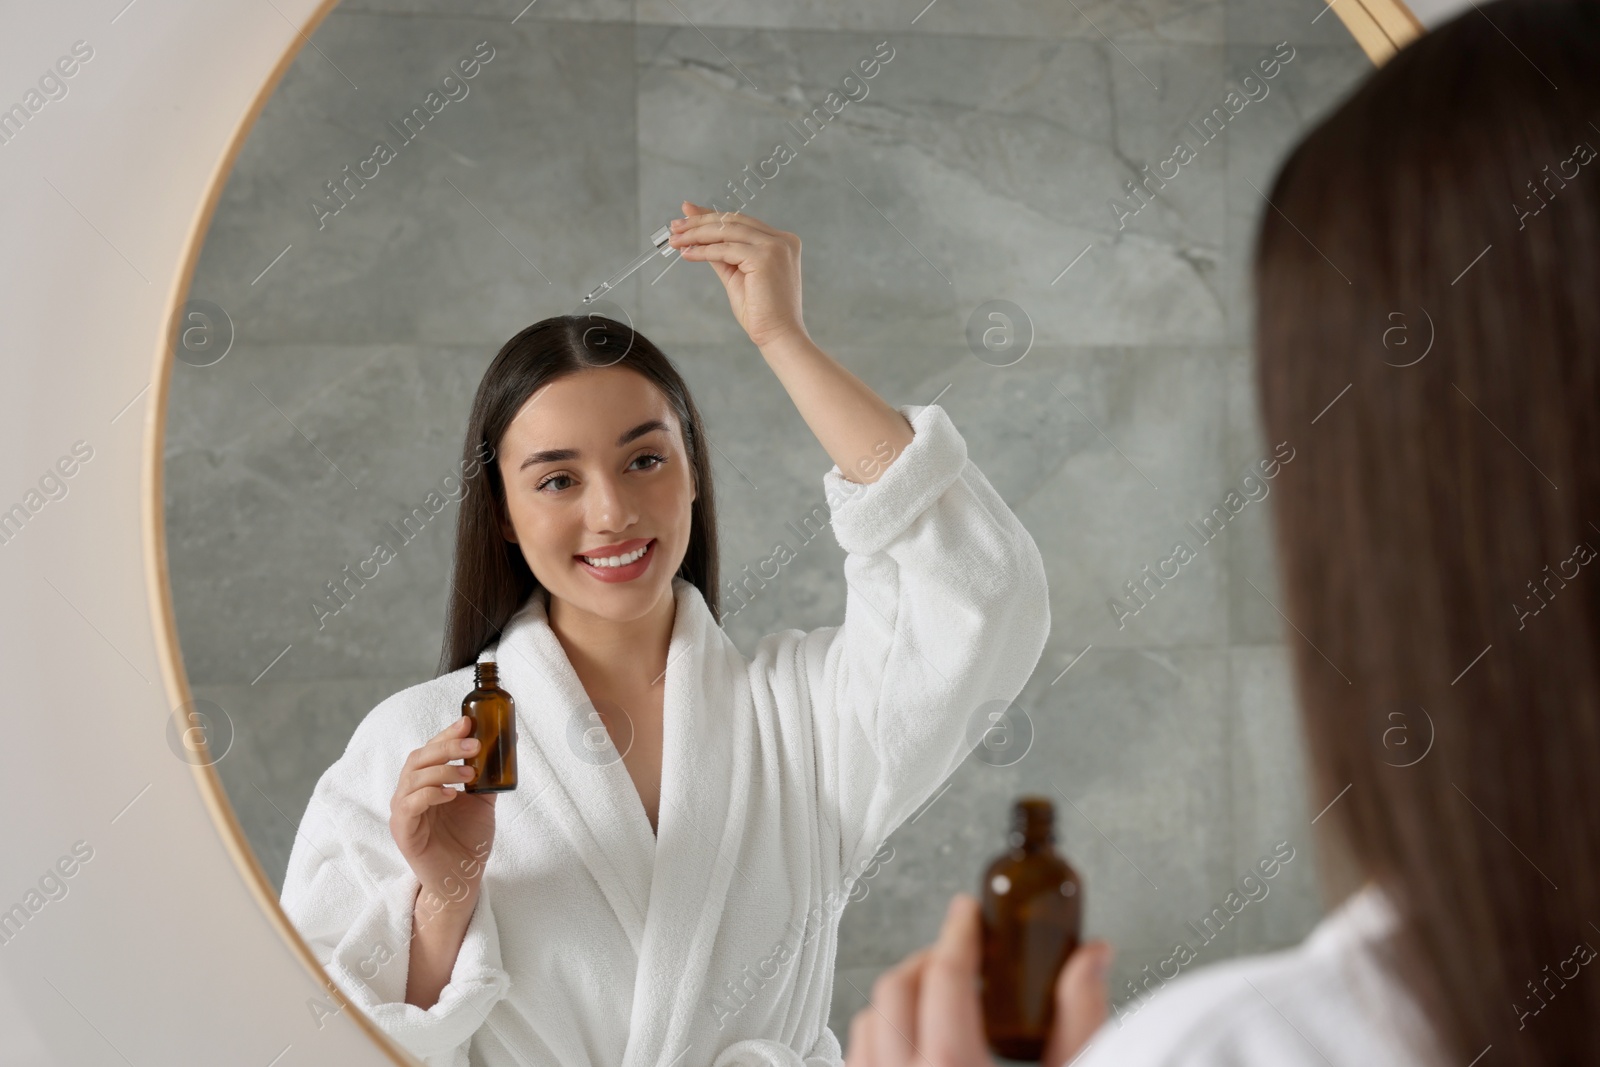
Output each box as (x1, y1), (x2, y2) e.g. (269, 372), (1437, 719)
(582, 224), (679, 304)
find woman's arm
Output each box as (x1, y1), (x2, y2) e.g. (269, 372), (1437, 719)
(679, 198), (1051, 881)
(760, 332), (915, 486)
(404, 886), (480, 1009)
(280, 707), (512, 1067)
(667, 200), (915, 483)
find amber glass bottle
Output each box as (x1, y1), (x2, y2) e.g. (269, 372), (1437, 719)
(462, 659), (517, 793)
(979, 797), (1083, 1061)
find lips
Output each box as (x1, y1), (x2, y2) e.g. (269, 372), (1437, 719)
(574, 538), (656, 583)
(574, 536), (652, 560)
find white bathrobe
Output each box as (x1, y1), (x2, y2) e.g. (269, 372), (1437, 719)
(279, 402), (1051, 1067)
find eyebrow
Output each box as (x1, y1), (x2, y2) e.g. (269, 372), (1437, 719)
(518, 419), (671, 472)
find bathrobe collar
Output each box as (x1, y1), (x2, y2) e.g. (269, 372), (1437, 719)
(488, 575), (761, 1067)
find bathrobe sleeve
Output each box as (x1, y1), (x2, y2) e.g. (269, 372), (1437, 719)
(280, 701), (513, 1067)
(788, 402), (1051, 876)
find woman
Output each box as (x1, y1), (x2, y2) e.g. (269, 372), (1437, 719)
(278, 200), (1052, 1067)
(846, 1), (1600, 1065)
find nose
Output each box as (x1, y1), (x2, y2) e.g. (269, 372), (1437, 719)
(585, 469), (639, 536)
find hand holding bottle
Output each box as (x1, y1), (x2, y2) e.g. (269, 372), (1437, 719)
(389, 714), (499, 915)
(842, 894), (1115, 1067)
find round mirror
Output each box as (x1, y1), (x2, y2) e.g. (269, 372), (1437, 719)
(157, 0), (1410, 1060)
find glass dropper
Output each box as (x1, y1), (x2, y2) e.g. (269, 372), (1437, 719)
(582, 223), (679, 304)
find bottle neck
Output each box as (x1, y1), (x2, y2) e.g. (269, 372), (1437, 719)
(1009, 828), (1054, 852)
(475, 661), (498, 688)
(1009, 799), (1055, 851)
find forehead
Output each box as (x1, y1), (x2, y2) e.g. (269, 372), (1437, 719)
(503, 367), (676, 446)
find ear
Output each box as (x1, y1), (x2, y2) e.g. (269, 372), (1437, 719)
(498, 506), (518, 545)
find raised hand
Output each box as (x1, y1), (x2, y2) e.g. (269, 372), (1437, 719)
(667, 199), (808, 351)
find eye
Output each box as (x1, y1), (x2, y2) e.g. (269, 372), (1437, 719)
(534, 452), (666, 494)
(535, 472), (572, 493)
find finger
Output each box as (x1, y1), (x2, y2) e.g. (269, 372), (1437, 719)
(415, 715), (472, 755)
(672, 241), (755, 268)
(671, 222), (782, 252)
(672, 237), (745, 288)
(1043, 940), (1114, 1067)
(405, 762), (478, 794)
(424, 714), (472, 745)
(868, 952), (927, 1067)
(406, 718), (480, 771)
(679, 199), (772, 231)
(669, 222), (763, 255)
(918, 894), (991, 1061)
(397, 777), (465, 819)
(674, 205), (782, 240)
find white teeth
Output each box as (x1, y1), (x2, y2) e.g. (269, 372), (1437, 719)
(581, 542), (648, 568)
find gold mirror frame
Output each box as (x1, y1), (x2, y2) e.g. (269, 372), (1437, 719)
(143, 1), (1422, 1062)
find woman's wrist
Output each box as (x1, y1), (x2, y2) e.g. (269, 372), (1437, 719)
(414, 880), (480, 931)
(406, 888), (478, 1010)
(756, 328), (817, 365)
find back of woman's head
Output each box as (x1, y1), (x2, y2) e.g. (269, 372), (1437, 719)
(1254, 1), (1600, 1062)
(437, 315), (720, 675)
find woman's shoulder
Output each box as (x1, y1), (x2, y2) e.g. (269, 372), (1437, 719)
(349, 665), (477, 750)
(318, 665), (479, 801)
(1074, 885), (1436, 1067)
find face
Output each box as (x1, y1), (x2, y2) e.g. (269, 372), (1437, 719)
(495, 366), (697, 624)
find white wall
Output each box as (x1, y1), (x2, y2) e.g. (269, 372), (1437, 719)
(0, 2), (409, 1063)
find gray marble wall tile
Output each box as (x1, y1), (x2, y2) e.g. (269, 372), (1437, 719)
(337, 0), (634, 22)
(636, 0), (1226, 45)
(1227, 0), (1366, 48)
(1221, 42), (1375, 346)
(633, 27), (1230, 350)
(166, 342), (492, 685)
(196, 674), (424, 893)
(1226, 645), (1324, 953)
(1009, 347), (1231, 649)
(190, 12), (640, 347)
(161, 343), (399, 459)
(1223, 346), (1290, 644)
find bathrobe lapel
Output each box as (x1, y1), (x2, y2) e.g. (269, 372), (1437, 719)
(491, 577), (757, 1067)
(489, 590), (655, 953)
(625, 578), (760, 1067)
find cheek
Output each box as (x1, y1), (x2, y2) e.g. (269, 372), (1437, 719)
(656, 471), (697, 526)
(504, 494), (552, 546)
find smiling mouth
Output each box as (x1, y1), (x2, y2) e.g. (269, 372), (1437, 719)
(574, 538), (655, 570)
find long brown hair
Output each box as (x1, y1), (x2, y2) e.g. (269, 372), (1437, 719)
(437, 314), (721, 674)
(1254, 1), (1600, 1063)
